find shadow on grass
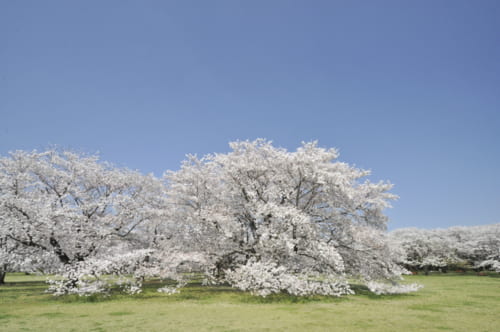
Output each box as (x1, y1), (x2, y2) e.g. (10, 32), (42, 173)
(0, 313), (19, 320)
(412, 271), (500, 278)
(238, 292), (349, 304)
(2, 280), (416, 304)
(4, 273), (497, 305)
(1, 285), (47, 293)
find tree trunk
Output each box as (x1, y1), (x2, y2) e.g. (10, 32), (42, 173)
(0, 264), (6, 284)
(49, 237), (71, 264)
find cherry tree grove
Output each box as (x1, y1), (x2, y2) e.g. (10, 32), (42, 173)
(0, 141), (424, 296)
(389, 224), (500, 273)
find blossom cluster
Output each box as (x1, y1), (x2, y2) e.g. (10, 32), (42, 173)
(225, 259), (353, 297)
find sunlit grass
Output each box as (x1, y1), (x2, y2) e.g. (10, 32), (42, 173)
(1, 272), (499, 331)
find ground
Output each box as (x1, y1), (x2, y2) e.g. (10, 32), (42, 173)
(0, 273), (499, 331)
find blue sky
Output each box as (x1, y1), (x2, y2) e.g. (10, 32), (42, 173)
(1, 1), (499, 230)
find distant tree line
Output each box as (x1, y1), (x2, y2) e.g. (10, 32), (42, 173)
(389, 224), (500, 274)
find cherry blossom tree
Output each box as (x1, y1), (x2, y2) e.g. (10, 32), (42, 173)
(388, 228), (460, 274)
(0, 149), (166, 290)
(164, 139), (419, 295)
(0, 235), (61, 284)
(448, 224), (500, 271)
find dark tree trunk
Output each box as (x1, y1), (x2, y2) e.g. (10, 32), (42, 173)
(49, 237), (71, 264)
(0, 264), (6, 284)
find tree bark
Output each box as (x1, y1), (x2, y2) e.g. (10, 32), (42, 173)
(49, 237), (71, 264)
(0, 264), (6, 284)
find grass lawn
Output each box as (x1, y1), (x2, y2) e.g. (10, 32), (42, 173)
(0, 272), (499, 331)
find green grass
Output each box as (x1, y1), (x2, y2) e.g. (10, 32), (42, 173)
(1, 272), (499, 331)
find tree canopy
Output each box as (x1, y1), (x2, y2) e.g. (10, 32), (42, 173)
(0, 140), (428, 295)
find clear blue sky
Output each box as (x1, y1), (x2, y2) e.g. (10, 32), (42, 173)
(1, 1), (499, 230)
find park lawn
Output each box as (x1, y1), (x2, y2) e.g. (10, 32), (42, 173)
(0, 273), (499, 332)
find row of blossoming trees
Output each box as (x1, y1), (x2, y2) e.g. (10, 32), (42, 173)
(388, 224), (500, 274)
(0, 140), (495, 297)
